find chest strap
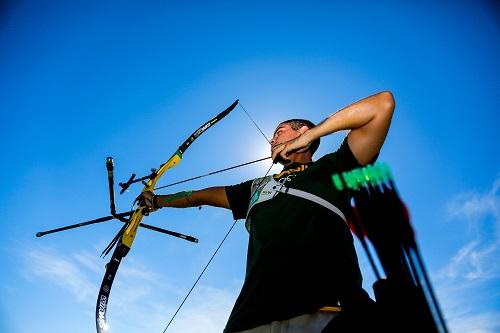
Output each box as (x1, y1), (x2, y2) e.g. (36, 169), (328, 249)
(271, 184), (347, 225)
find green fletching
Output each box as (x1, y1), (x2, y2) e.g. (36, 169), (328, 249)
(344, 171), (359, 190)
(366, 165), (378, 187)
(332, 162), (393, 191)
(352, 169), (364, 187)
(332, 174), (344, 191)
(361, 167), (370, 184)
(341, 171), (352, 190)
(331, 162), (395, 191)
(379, 162), (393, 182)
(371, 164), (383, 184)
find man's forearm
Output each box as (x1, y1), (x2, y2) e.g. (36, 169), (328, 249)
(305, 91), (395, 142)
(303, 91), (395, 165)
(155, 186), (230, 209)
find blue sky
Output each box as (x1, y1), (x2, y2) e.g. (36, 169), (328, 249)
(1, 1), (499, 332)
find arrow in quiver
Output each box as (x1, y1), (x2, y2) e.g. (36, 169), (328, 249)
(323, 164), (448, 333)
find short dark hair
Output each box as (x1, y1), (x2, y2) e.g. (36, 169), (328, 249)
(280, 119), (320, 156)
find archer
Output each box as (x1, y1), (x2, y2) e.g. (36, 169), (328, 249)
(139, 91), (395, 333)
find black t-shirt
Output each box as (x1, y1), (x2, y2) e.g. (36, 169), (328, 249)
(224, 138), (365, 333)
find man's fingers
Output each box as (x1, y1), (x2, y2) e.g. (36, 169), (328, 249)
(294, 144), (310, 153)
(272, 144), (287, 163)
(271, 134), (310, 164)
(138, 196), (151, 208)
(136, 191), (155, 209)
(271, 146), (281, 163)
(283, 139), (310, 155)
(273, 147), (291, 164)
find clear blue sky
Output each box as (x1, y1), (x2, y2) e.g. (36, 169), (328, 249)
(1, 1), (499, 332)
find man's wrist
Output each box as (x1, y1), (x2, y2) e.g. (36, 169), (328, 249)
(152, 194), (161, 208)
(153, 194), (168, 208)
(185, 193), (193, 207)
(304, 127), (320, 145)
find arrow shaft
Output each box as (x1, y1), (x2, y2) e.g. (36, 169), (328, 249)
(154, 156), (271, 191)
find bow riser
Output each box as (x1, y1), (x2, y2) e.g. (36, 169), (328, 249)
(122, 152), (183, 248)
(147, 151), (183, 190)
(122, 210), (145, 248)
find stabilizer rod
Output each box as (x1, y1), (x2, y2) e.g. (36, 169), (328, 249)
(35, 210), (134, 237)
(35, 212), (198, 243)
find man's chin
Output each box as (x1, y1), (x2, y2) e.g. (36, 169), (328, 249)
(273, 155), (291, 166)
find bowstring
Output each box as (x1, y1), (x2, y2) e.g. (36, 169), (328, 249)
(162, 163), (274, 333)
(154, 103), (270, 193)
(161, 101), (276, 332)
(239, 102), (270, 143)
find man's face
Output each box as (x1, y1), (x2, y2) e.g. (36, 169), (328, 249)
(270, 123), (300, 152)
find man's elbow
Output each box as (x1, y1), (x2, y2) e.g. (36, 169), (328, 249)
(377, 91), (396, 114)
